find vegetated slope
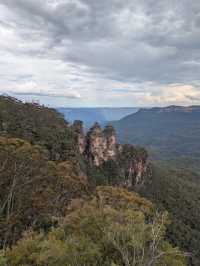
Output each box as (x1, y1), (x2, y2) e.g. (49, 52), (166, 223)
(4, 187), (186, 266)
(112, 106), (200, 159)
(0, 96), (77, 161)
(155, 157), (200, 182)
(0, 96), (148, 188)
(0, 96), (191, 265)
(139, 161), (200, 266)
(0, 137), (185, 266)
(0, 136), (88, 247)
(0, 97), (149, 243)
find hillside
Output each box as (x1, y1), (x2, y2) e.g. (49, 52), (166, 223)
(139, 161), (200, 266)
(112, 105), (200, 159)
(0, 96), (199, 265)
(0, 136), (88, 247)
(0, 97), (150, 240)
(0, 96), (78, 162)
(0, 96), (147, 189)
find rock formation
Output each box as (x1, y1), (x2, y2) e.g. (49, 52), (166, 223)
(73, 121), (148, 188)
(73, 121), (118, 166)
(126, 159), (147, 188)
(85, 123), (118, 166)
(72, 120), (86, 154)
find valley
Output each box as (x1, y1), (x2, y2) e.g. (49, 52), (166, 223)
(0, 97), (199, 265)
(58, 107), (138, 128)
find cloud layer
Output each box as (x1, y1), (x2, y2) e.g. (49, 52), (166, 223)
(1, 0), (200, 106)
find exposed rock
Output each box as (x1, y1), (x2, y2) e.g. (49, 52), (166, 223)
(103, 124), (117, 160)
(127, 160), (147, 188)
(86, 122), (108, 166)
(86, 123), (118, 166)
(73, 120), (84, 134)
(72, 120), (86, 154)
(74, 121), (148, 188)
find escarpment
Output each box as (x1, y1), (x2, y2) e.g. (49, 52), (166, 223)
(73, 121), (119, 165)
(86, 122), (118, 166)
(73, 120), (148, 188)
(72, 120), (86, 154)
(0, 96), (149, 190)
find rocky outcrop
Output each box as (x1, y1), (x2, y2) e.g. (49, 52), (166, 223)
(85, 122), (118, 166)
(73, 121), (118, 166)
(86, 122), (107, 166)
(73, 121), (148, 188)
(72, 120), (86, 154)
(126, 159), (147, 188)
(103, 124), (117, 160)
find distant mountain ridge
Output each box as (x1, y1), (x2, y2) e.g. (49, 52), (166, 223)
(57, 107), (138, 128)
(138, 105), (200, 113)
(112, 105), (200, 159)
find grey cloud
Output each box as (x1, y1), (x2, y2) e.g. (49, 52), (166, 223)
(1, 0), (200, 106)
(13, 91), (81, 99)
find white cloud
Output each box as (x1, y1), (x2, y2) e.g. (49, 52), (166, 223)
(141, 84), (200, 106)
(0, 1), (200, 106)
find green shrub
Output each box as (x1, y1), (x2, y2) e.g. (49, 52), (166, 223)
(6, 187), (187, 266)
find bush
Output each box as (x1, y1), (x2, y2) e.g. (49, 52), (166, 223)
(0, 251), (7, 266)
(6, 187), (187, 266)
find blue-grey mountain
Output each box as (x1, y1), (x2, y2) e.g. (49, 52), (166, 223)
(57, 107), (138, 128)
(112, 105), (200, 159)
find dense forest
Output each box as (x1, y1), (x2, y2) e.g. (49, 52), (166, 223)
(139, 161), (200, 266)
(112, 106), (200, 159)
(0, 96), (198, 265)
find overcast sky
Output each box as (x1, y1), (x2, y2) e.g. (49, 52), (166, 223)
(1, 0), (200, 107)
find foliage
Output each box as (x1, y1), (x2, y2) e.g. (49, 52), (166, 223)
(86, 145), (148, 187)
(119, 144), (148, 164)
(0, 97), (192, 265)
(0, 136), (88, 247)
(0, 96), (78, 161)
(0, 251), (7, 266)
(6, 187), (186, 266)
(139, 161), (200, 265)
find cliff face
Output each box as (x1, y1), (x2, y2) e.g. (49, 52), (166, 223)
(72, 120), (86, 154)
(126, 159), (148, 188)
(86, 123), (118, 166)
(73, 121), (148, 188)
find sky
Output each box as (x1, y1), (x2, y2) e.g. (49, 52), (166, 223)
(1, 0), (200, 107)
